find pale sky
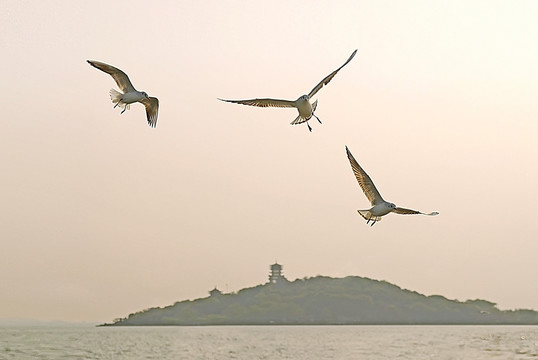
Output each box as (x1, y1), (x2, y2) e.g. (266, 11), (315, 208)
(1, 0), (537, 323)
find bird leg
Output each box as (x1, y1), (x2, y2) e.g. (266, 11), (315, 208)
(313, 114), (322, 124)
(120, 106), (127, 114)
(370, 220), (377, 227)
(307, 122), (312, 132)
(114, 101), (121, 109)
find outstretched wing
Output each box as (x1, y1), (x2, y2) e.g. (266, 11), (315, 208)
(308, 49), (357, 98)
(140, 96), (159, 128)
(218, 98), (296, 108)
(87, 60), (136, 93)
(346, 146), (384, 206)
(393, 207), (439, 216)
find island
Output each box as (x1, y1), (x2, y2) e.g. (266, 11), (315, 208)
(102, 263), (538, 326)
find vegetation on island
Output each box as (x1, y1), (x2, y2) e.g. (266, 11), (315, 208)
(103, 276), (538, 326)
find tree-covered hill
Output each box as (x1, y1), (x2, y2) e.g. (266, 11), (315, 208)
(104, 276), (538, 326)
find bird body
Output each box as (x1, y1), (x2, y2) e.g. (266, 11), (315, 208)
(294, 95), (316, 122)
(346, 146), (438, 226)
(118, 89), (148, 105)
(219, 49), (357, 131)
(362, 202), (395, 217)
(87, 60), (159, 128)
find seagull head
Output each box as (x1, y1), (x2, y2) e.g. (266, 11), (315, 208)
(141, 91), (149, 99)
(389, 203), (396, 209)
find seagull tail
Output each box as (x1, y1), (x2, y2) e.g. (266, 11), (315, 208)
(109, 89), (129, 110)
(290, 115), (307, 125)
(357, 210), (382, 223)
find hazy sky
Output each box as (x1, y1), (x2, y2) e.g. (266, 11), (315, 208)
(1, 0), (537, 323)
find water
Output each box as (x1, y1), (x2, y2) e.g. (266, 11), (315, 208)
(0, 325), (537, 359)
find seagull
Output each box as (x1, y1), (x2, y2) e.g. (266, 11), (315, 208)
(218, 49), (357, 132)
(345, 146), (439, 226)
(87, 60), (159, 128)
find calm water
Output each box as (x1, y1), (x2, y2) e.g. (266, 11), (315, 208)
(0, 325), (537, 359)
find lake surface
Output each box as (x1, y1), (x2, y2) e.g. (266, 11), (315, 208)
(0, 325), (537, 359)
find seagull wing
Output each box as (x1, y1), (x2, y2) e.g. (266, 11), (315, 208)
(218, 98), (296, 108)
(87, 60), (136, 93)
(393, 207), (439, 216)
(308, 49), (357, 98)
(139, 96), (159, 128)
(346, 146), (384, 206)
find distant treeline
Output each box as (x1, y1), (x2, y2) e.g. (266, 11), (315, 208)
(103, 276), (538, 326)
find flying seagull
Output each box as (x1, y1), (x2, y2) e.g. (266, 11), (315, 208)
(218, 49), (357, 132)
(345, 146), (438, 226)
(87, 60), (159, 128)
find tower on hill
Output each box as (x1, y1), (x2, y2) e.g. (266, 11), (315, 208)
(268, 262), (287, 283)
(209, 287), (222, 297)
